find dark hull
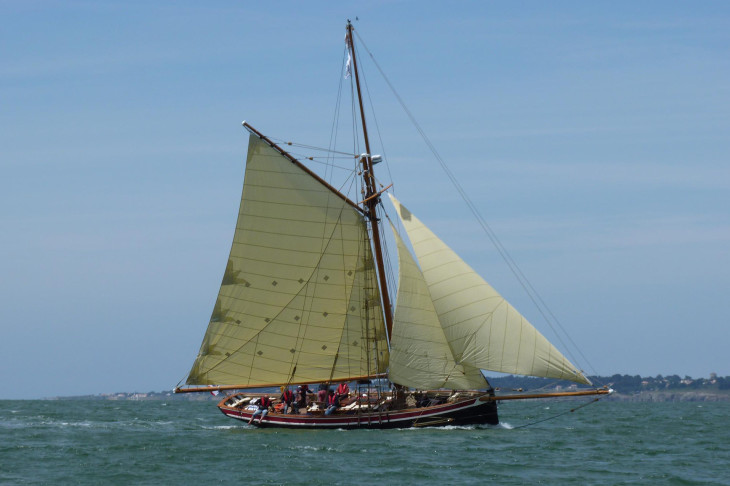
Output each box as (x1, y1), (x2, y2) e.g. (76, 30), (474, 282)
(218, 395), (498, 429)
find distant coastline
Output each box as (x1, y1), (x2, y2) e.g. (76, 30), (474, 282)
(603, 390), (730, 402)
(40, 373), (730, 402)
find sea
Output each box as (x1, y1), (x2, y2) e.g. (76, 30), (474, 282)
(1, 398), (728, 485)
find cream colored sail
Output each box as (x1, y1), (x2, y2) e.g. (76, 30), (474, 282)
(186, 134), (388, 387)
(389, 194), (590, 385)
(389, 223), (488, 390)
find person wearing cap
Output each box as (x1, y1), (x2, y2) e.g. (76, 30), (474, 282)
(248, 394), (272, 425)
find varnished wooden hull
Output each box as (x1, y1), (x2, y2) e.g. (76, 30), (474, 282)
(218, 395), (499, 429)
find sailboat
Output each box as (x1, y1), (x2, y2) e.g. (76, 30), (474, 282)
(174, 22), (609, 428)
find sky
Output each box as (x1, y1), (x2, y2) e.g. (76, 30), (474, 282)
(1, 1), (728, 399)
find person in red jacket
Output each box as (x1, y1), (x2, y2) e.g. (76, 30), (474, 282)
(324, 389), (341, 416)
(336, 382), (350, 400)
(280, 387), (295, 414)
(248, 395), (272, 424)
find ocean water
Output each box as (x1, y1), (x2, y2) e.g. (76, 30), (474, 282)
(1, 398), (728, 485)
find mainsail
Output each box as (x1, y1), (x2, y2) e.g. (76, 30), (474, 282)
(389, 194), (590, 385)
(186, 134), (389, 387)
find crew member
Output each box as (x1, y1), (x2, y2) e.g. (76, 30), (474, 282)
(248, 395), (272, 425)
(317, 383), (329, 404)
(324, 389), (340, 416)
(280, 386), (294, 414)
(336, 382), (350, 400)
(295, 386), (307, 412)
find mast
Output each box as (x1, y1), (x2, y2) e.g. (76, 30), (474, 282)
(346, 21), (395, 343)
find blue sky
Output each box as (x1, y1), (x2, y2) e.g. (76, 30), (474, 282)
(1, 1), (728, 399)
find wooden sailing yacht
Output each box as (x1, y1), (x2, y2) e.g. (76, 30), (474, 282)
(174, 21), (609, 428)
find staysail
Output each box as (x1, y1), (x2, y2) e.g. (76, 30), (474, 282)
(389, 222), (489, 390)
(389, 194), (590, 385)
(186, 134), (389, 387)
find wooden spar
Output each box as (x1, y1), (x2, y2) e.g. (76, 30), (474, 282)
(358, 183), (393, 205)
(242, 121), (364, 215)
(346, 21), (395, 343)
(174, 373), (387, 394)
(480, 388), (612, 402)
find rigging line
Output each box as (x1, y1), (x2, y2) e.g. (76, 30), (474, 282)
(281, 151), (355, 171)
(327, 44), (363, 377)
(335, 170), (362, 206)
(354, 30), (594, 376)
(275, 140), (362, 200)
(287, 154), (358, 160)
(326, 176), (364, 383)
(527, 379), (564, 394)
(269, 139), (358, 158)
(354, 39), (396, 201)
(175, 374), (190, 389)
(511, 397), (603, 429)
(328, 45), (349, 187)
(348, 61), (361, 171)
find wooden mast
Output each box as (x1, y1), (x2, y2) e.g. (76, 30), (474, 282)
(346, 21), (395, 342)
